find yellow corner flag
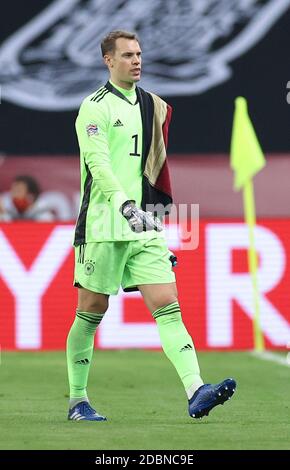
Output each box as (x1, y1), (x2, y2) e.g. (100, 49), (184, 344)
(231, 97), (265, 190)
(230, 97), (266, 351)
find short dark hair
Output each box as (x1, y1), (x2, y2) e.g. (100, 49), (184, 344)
(14, 175), (41, 199)
(101, 30), (140, 56)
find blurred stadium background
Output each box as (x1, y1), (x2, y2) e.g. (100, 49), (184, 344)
(0, 0), (290, 450)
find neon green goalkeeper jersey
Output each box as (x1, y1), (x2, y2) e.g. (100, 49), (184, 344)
(74, 81), (162, 245)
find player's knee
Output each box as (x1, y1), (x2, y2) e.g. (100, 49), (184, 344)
(88, 297), (108, 314)
(78, 292), (109, 314)
(150, 295), (178, 314)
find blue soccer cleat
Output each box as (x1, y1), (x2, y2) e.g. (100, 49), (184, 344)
(68, 401), (107, 421)
(188, 378), (236, 419)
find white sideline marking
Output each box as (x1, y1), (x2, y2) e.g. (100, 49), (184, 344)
(250, 351), (290, 368)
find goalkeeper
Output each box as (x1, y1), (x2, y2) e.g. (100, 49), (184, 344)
(67, 30), (236, 422)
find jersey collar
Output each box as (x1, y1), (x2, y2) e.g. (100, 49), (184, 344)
(105, 81), (138, 106)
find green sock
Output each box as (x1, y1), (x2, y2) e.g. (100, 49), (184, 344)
(153, 302), (203, 398)
(66, 310), (104, 403)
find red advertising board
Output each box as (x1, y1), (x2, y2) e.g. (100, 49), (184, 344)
(0, 221), (289, 350)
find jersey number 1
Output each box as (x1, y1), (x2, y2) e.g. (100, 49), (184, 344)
(130, 134), (141, 157)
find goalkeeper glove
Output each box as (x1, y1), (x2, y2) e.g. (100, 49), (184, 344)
(120, 200), (163, 233)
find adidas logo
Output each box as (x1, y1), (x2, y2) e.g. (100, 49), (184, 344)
(180, 344), (193, 352)
(75, 358), (90, 365)
(113, 119), (124, 127)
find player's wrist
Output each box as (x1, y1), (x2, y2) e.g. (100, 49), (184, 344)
(120, 200), (137, 219)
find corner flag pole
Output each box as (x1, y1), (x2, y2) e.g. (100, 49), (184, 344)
(243, 180), (264, 351)
(230, 97), (266, 352)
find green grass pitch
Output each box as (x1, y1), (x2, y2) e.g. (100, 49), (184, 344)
(0, 351), (289, 450)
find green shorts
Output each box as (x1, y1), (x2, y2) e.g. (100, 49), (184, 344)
(74, 237), (175, 295)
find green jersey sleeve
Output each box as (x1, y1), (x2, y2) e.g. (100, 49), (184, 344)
(76, 99), (129, 208)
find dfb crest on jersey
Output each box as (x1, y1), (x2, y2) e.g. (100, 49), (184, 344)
(0, 0), (289, 110)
